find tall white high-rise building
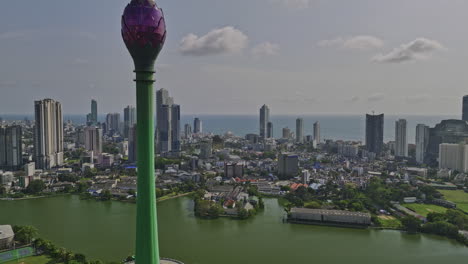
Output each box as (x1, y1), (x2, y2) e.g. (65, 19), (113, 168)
(84, 126), (103, 155)
(439, 143), (468, 172)
(313, 122), (320, 144)
(416, 124), (430, 164)
(259, 105), (270, 139)
(34, 99), (63, 169)
(296, 118), (304, 143)
(395, 119), (408, 157)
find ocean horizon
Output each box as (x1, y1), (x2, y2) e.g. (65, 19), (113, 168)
(1, 113), (459, 144)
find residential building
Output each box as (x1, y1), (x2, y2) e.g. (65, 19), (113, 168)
(194, 117), (202, 134)
(34, 99), (63, 169)
(128, 125), (137, 163)
(84, 126), (103, 155)
(87, 99), (98, 126)
(313, 122), (320, 144)
(439, 143), (468, 172)
(123, 105), (136, 138)
(225, 163), (244, 178)
(296, 118), (304, 143)
(426, 120), (468, 165)
(199, 140), (212, 159)
(267, 122), (273, 138)
(463, 95), (468, 121)
(282, 127), (291, 139)
(0, 125), (23, 170)
(278, 153), (299, 178)
(184, 124), (192, 138)
(415, 124), (429, 164)
(395, 119), (408, 157)
(106, 113), (120, 135)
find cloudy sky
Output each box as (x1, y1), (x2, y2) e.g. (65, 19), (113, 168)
(1, 0), (467, 116)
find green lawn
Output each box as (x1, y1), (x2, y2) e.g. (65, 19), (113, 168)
(377, 215), (402, 229)
(4, 255), (57, 264)
(439, 190), (468, 213)
(402, 203), (447, 217)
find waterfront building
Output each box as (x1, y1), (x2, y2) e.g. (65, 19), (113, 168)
(395, 119), (408, 157)
(193, 118), (202, 134)
(463, 95), (468, 121)
(313, 122), (320, 144)
(416, 124), (430, 164)
(289, 208), (371, 226)
(0, 225), (14, 250)
(296, 118), (304, 143)
(34, 99), (63, 169)
(278, 153), (299, 178)
(267, 122), (273, 138)
(84, 126), (103, 155)
(259, 105), (270, 139)
(0, 125), (23, 171)
(106, 113), (121, 135)
(123, 105), (136, 138)
(425, 120), (468, 165)
(365, 113), (384, 155)
(282, 127), (291, 139)
(128, 125), (137, 163)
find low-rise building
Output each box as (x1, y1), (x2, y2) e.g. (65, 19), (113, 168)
(0, 225), (14, 250)
(289, 208), (371, 226)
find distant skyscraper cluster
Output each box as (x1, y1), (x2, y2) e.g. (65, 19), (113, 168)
(34, 99), (63, 169)
(156, 88), (180, 154)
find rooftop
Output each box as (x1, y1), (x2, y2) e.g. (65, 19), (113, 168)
(291, 208), (371, 218)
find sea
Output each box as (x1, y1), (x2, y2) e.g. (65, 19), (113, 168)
(0, 114), (458, 144)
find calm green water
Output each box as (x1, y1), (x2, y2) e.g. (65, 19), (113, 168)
(1, 196), (468, 264)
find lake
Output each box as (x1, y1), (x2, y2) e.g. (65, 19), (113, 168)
(1, 196), (468, 264)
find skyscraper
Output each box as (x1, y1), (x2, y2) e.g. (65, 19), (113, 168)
(395, 119), (408, 157)
(259, 105), (270, 139)
(124, 105), (136, 138)
(282, 127), (291, 139)
(0, 125), (23, 171)
(278, 153), (299, 178)
(34, 99), (63, 169)
(313, 122), (320, 144)
(463, 95), (468, 121)
(106, 113), (121, 135)
(184, 124), (192, 138)
(171, 104), (181, 152)
(128, 125), (137, 163)
(296, 118), (304, 143)
(416, 124), (429, 164)
(194, 117), (202, 134)
(267, 122), (273, 138)
(84, 126), (103, 155)
(365, 113), (384, 155)
(87, 99), (98, 126)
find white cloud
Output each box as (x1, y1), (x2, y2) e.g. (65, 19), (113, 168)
(252, 42), (280, 57)
(180, 26), (248, 56)
(367, 93), (385, 102)
(373, 38), (445, 63)
(318, 35), (384, 50)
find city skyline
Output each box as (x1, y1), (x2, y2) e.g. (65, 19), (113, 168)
(2, 0), (468, 115)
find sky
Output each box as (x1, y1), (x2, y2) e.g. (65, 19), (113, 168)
(1, 0), (468, 116)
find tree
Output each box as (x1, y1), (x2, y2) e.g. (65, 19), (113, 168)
(0, 186), (6, 196)
(101, 190), (112, 201)
(74, 253), (87, 263)
(13, 225), (38, 244)
(401, 216), (421, 233)
(25, 180), (46, 194)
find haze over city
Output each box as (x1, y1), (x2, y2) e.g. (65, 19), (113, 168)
(1, 0), (468, 115)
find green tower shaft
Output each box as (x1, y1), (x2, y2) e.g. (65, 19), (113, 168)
(135, 70), (160, 264)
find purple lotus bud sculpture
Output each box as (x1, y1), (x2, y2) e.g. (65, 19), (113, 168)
(122, 0), (166, 71)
